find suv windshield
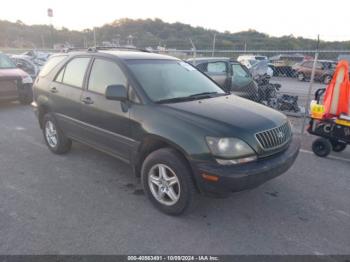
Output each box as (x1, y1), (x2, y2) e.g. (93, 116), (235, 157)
(126, 59), (225, 103)
(0, 54), (16, 69)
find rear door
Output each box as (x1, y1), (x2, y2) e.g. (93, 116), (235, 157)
(49, 56), (91, 137)
(78, 57), (132, 162)
(198, 61), (230, 91)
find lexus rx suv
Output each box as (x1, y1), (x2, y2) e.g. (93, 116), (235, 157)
(32, 48), (300, 215)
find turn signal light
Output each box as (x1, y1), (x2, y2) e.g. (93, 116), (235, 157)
(201, 173), (219, 182)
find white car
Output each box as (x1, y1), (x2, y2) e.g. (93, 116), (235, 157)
(237, 55), (273, 77)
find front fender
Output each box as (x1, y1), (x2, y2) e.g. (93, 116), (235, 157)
(131, 104), (213, 162)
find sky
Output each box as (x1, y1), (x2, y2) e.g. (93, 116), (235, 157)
(1, 0), (350, 41)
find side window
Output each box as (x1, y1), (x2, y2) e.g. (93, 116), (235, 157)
(232, 64), (250, 78)
(62, 57), (90, 88)
(55, 67), (65, 83)
(207, 62), (227, 73)
(88, 59), (127, 95)
(39, 55), (67, 77)
(196, 63), (208, 72)
(128, 87), (140, 104)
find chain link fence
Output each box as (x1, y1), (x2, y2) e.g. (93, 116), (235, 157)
(149, 48), (350, 134)
(2, 44), (350, 134)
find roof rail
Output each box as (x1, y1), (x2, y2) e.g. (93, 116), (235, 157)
(87, 46), (151, 53)
(61, 47), (88, 53)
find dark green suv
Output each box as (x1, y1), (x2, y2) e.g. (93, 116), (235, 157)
(32, 48), (300, 215)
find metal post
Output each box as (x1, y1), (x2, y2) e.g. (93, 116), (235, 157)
(47, 8), (54, 49)
(93, 27), (97, 46)
(190, 38), (196, 64)
(301, 35), (320, 134)
(41, 34), (45, 48)
(212, 33), (216, 57)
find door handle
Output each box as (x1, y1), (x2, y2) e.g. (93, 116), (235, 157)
(50, 87), (58, 93)
(81, 97), (94, 105)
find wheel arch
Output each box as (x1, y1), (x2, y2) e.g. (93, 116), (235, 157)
(37, 104), (51, 129)
(133, 134), (200, 192)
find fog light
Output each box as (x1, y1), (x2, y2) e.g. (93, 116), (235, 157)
(216, 155), (257, 165)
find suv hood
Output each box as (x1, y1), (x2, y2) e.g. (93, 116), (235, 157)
(163, 95), (287, 152)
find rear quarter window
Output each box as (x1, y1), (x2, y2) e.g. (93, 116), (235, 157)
(39, 55), (67, 77)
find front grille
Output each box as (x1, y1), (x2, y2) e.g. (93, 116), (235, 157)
(255, 122), (292, 151)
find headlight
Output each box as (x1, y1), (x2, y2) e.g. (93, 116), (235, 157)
(22, 75), (33, 84)
(206, 137), (256, 164)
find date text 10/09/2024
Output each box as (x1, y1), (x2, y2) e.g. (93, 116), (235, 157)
(127, 256), (219, 261)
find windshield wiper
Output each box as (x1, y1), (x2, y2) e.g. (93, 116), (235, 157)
(156, 92), (225, 104)
(188, 91), (219, 98)
(156, 96), (196, 104)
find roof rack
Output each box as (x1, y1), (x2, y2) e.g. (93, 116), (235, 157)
(87, 46), (151, 53)
(61, 47), (87, 53)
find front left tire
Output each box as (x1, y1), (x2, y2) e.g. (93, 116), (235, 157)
(312, 138), (331, 157)
(141, 148), (196, 216)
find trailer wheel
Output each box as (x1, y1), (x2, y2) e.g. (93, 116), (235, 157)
(330, 140), (347, 152)
(312, 138), (331, 157)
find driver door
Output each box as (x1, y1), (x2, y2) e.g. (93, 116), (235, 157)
(79, 57), (132, 162)
(198, 61), (231, 91)
(231, 63), (256, 99)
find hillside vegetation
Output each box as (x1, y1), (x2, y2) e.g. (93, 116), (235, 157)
(1, 18), (350, 50)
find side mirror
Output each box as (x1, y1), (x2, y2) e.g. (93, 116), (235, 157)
(105, 85), (128, 101)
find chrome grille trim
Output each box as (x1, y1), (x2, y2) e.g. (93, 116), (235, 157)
(255, 122), (292, 151)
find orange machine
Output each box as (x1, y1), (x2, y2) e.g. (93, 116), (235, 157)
(323, 60), (350, 118)
(308, 60), (350, 157)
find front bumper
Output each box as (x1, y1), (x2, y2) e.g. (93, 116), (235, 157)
(0, 79), (19, 101)
(191, 137), (300, 196)
(32, 101), (39, 116)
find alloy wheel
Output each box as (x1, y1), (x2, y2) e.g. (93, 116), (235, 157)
(298, 73), (304, 81)
(45, 120), (58, 148)
(148, 164), (181, 206)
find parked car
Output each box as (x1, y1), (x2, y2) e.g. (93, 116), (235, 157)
(32, 48), (300, 215)
(293, 60), (336, 84)
(10, 55), (40, 80)
(237, 55), (273, 77)
(21, 50), (51, 66)
(0, 53), (33, 104)
(237, 55), (268, 61)
(337, 54), (350, 64)
(269, 54), (305, 77)
(187, 57), (259, 101)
